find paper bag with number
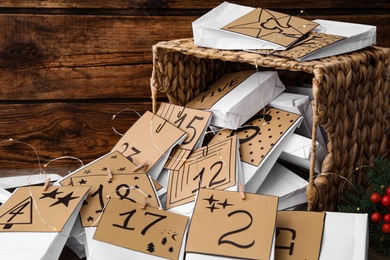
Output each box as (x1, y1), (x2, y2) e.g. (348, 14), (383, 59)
(165, 136), (242, 216)
(275, 211), (325, 259)
(186, 70), (285, 129)
(186, 188), (278, 259)
(192, 2), (318, 50)
(111, 111), (187, 180)
(0, 186), (90, 260)
(91, 197), (189, 260)
(210, 107), (303, 192)
(57, 150), (162, 259)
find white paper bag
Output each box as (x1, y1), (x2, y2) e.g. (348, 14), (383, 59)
(302, 19), (376, 61)
(211, 71), (285, 129)
(320, 212), (369, 260)
(256, 163), (308, 210)
(187, 70), (285, 130)
(0, 186), (90, 260)
(242, 116), (303, 193)
(0, 187), (11, 205)
(192, 2), (317, 50)
(279, 133), (326, 174)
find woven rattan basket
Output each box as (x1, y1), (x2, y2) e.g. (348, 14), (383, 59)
(150, 38), (390, 212)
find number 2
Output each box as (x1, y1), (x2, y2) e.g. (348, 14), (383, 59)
(218, 210), (255, 249)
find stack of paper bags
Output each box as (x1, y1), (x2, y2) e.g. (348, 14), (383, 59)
(193, 2), (376, 60)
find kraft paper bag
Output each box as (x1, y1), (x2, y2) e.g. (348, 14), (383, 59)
(0, 186), (90, 260)
(186, 70), (285, 130)
(320, 212), (369, 260)
(192, 2), (318, 50)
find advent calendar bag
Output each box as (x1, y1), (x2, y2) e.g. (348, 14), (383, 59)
(0, 186), (90, 260)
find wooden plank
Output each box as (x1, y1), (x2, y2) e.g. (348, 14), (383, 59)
(0, 101), (154, 169)
(0, 13), (388, 101)
(1, 0), (389, 10)
(0, 14), (193, 100)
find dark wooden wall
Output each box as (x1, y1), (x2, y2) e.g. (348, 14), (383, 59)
(0, 0), (389, 171)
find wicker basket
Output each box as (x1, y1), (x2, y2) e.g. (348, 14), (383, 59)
(150, 38), (390, 212)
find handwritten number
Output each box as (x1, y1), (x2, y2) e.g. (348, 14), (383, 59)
(90, 184), (105, 213)
(229, 125), (260, 145)
(116, 184), (136, 203)
(141, 212), (167, 235)
(191, 161), (225, 194)
(218, 210), (255, 249)
(209, 161), (225, 186)
(174, 113), (204, 145)
(119, 143), (141, 163)
(113, 209), (136, 230)
(113, 209), (167, 235)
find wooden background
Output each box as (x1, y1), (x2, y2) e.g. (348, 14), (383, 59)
(0, 0), (389, 173)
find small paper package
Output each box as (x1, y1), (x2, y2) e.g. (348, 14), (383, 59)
(0, 186), (90, 260)
(279, 133), (326, 174)
(319, 212), (369, 260)
(256, 162), (308, 210)
(185, 188), (278, 260)
(210, 107), (303, 193)
(192, 2), (318, 50)
(186, 70), (285, 129)
(89, 197), (189, 260)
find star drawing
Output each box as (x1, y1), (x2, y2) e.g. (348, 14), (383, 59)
(203, 194), (219, 205)
(78, 179), (87, 185)
(50, 192), (79, 207)
(207, 203), (219, 213)
(40, 188), (63, 199)
(218, 199), (234, 209)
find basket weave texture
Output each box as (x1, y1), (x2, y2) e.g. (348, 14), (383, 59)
(150, 38), (390, 212)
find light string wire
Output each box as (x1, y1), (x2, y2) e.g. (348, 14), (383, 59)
(111, 108), (142, 137)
